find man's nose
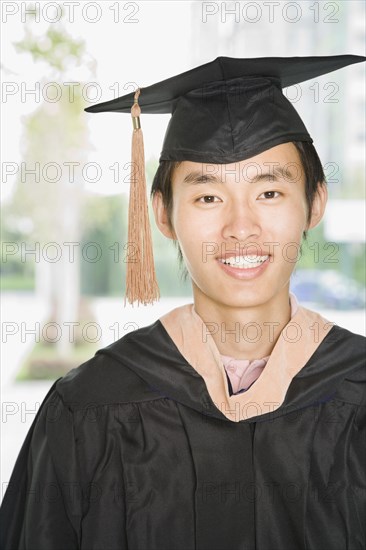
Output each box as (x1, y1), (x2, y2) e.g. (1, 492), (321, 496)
(221, 201), (262, 241)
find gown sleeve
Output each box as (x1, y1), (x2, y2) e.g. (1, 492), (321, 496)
(0, 380), (82, 550)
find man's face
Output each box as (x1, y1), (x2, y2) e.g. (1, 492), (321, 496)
(155, 142), (323, 309)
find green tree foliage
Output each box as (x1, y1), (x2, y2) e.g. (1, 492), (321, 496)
(14, 27), (86, 72)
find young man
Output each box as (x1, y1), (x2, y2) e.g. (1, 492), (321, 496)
(1, 56), (365, 550)
(152, 142), (327, 364)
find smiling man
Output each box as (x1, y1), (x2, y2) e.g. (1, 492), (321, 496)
(1, 56), (365, 550)
(153, 143), (327, 363)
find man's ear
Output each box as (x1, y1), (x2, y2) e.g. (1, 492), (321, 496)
(152, 191), (176, 240)
(307, 182), (328, 230)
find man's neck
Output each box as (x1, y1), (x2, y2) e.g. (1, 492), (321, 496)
(193, 286), (292, 360)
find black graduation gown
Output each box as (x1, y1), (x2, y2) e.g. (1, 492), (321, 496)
(1, 302), (365, 550)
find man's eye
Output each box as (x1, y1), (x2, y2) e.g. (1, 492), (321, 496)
(197, 195), (219, 203)
(258, 191), (281, 199)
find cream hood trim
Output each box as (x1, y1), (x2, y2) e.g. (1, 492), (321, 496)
(159, 303), (334, 422)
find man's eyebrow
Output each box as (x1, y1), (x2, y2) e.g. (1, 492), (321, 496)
(182, 172), (222, 185)
(250, 165), (298, 183)
(182, 165), (298, 185)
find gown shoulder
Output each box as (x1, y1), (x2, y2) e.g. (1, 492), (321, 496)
(302, 322), (366, 408)
(56, 325), (166, 409)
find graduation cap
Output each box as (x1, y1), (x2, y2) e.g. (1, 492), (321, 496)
(85, 55), (365, 306)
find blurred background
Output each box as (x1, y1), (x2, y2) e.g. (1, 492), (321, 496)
(1, 1), (365, 493)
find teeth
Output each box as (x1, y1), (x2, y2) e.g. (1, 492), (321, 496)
(219, 255), (269, 269)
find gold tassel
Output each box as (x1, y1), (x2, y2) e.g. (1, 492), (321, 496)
(125, 89), (160, 306)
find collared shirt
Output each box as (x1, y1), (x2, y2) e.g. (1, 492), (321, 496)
(221, 293), (299, 395)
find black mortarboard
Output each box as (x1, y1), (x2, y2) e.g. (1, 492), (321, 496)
(85, 55), (365, 305)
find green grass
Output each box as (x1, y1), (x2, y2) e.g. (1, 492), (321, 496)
(16, 340), (99, 381)
(1, 276), (35, 291)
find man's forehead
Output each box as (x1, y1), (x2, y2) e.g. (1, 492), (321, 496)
(176, 144), (304, 184)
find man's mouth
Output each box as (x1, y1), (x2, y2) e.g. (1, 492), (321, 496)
(218, 255), (269, 269)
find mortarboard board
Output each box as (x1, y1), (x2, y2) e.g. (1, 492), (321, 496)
(85, 55), (366, 306)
